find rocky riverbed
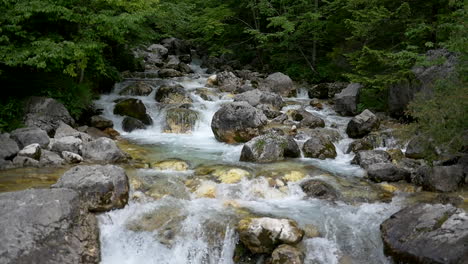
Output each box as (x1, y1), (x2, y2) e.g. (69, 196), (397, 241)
(0, 38), (467, 264)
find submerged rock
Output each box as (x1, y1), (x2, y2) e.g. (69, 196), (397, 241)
(113, 98), (152, 125)
(237, 217), (304, 253)
(300, 179), (339, 200)
(346, 109), (380, 138)
(23, 97), (74, 135)
(211, 102), (267, 144)
(53, 165), (129, 212)
(302, 136), (337, 160)
(240, 133), (300, 162)
(380, 203), (468, 264)
(334, 83), (361, 116)
(0, 189), (100, 264)
(152, 159), (190, 171)
(164, 108), (199, 134)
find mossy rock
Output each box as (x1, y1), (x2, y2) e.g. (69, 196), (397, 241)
(164, 108), (199, 134)
(119, 81), (153, 96)
(152, 158), (190, 171)
(113, 98), (152, 125)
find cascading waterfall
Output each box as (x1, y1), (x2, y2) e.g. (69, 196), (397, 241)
(95, 63), (404, 264)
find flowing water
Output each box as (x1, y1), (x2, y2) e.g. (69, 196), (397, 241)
(95, 64), (408, 264)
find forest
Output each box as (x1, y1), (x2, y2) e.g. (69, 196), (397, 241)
(0, 0), (467, 152)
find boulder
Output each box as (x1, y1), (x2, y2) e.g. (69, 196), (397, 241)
(179, 54), (192, 64)
(302, 136), (337, 159)
(300, 179), (339, 200)
(234, 89), (284, 111)
(164, 108), (199, 134)
(178, 62), (193, 74)
(147, 43), (169, 59)
(270, 245), (304, 264)
(346, 138), (373, 153)
(113, 98), (152, 125)
(237, 217), (304, 254)
(0, 133), (19, 160)
(288, 109), (325, 129)
(259, 72), (295, 97)
(62, 151), (83, 164)
(308, 82), (348, 99)
(54, 122), (92, 143)
(155, 84), (192, 104)
(0, 189), (100, 264)
(39, 150), (65, 166)
(256, 104), (282, 119)
(389, 49), (457, 117)
(12, 156), (39, 167)
(240, 134), (300, 162)
(17, 143), (41, 160)
(194, 88), (218, 101)
(295, 128), (341, 142)
(366, 163), (410, 183)
(158, 68), (183, 78)
(82, 137), (127, 163)
(216, 71), (242, 92)
(351, 150), (391, 169)
(211, 102), (267, 144)
(334, 83), (361, 116)
(309, 98), (323, 109)
(164, 55), (180, 69)
(161, 37), (190, 55)
(380, 203), (468, 264)
(416, 165), (464, 192)
(122, 116), (146, 132)
(10, 127), (50, 149)
(346, 109), (380, 138)
(53, 165), (129, 212)
(405, 136), (437, 159)
(90, 116), (113, 130)
(23, 97), (74, 135)
(119, 81), (153, 96)
(50, 136), (83, 155)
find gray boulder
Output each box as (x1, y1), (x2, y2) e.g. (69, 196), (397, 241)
(23, 97), (74, 135)
(10, 127), (50, 149)
(62, 151), (83, 164)
(380, 203), (468, 264)
(302, 136), (337, 160)
(0, 133), (19, 160)
(147, 44), (169, 59)
(270, 245), (304, 264)
(164, 55), (181, 69)
(346, 109), (380, 138)
(240, 134), (300, 162)
(334, 83), (361, 116)
(119, 81), (153, 96)
(12, 156), (39, 167)
(300, 179), (339, 200)
(237, 217), (304, 254)
(211, 102), (267, 144)
(259, 72), (295, 97)
(155, 84), (192, 104)
(351, 150), (391, 169)
(178, 62), (193, 74)
(217, 71), (242, 93)
(39, 150), (65, 166)
(234, 89), (284, 111)
(113, 98), (152, 125)
(367, 163), (410, 183)
(0, 189), (100, 264)
(289, 109), (325, 129)
(54, 122), (92, 143)
(18, 144), (41, 160)
(53, 165), (129, 212)
(82, 137), (127, 163)
(405, 136), (437, 159)
(90, 115), (114, 130)
(256, 104), (282, 119)
(416, 165), (464, 192)
(346, 138), (373, 153)
(50, 136), (83, 155)
(295, 128), (342, 142)
(122, 116), (146, 132)
(158, 69), (184, 78)
(164, 108), (199, 134)
(308, 82), (348, 99)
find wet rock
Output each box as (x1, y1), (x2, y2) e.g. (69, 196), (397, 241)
(234, 89), (284, 111)
(114, 98), (152, 125)
(104, 127), (120, 140)
(119, 81), (153, 96)
(194, 180), (217, 198)
(23, 97), (74, 135)
(211, 102), (267, 144)
(161, 37), (190, 55)
(82, 137), (127, 163)
(237, 217), (304, 253)
(12, 156), (39, 167)
(259, 72), (295, 97)
(334, 83), (361, 116)
(164, 108), (199, 134)
(346, 109), (380, 138)
(179, 54), (192, 64)
(10, 127), (50, 149)
(346, 138), (373, 153)
(240, 134), (300, 162)
(122, 116), (146, 132)
(380, 203), (468, 264)
(416, 165), (464, 192)
(256, 104), (282, 119)
(0, 188), (100, 264)
(309, 98), (323, 109)
(217, 71), (242, 92)
(295, 128), (342, 142)
(288, 109), (325, 129)
(195, 88), (219, 101)
(178, 62), (193, 74)
(270, 244), (304, 264)
(152, 159), (189, 171)
(308, 82), (348, 99)
(195, 164), (252, 184)
(405, 136), (437, 159)
(82, 126), (110, 139)
(18, 143), (41, 160)
(155, 84), (192, 104)
(158, 68), (184, 78)
(351, 150), (391, 169)
(164, 55), (180, 69)
(62, 151), (83, 164)
(302, 136), (337, 160)
(300, 179), (339, 200)
(0, 133), (19, 160)
(366, 163), (410, 183)
(50, 136), (83, 155)
(206, 74), (218, 86)
(39, 150), (65, 166)
(53, 165), (129, 212)
(147, 43), (169, 59)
